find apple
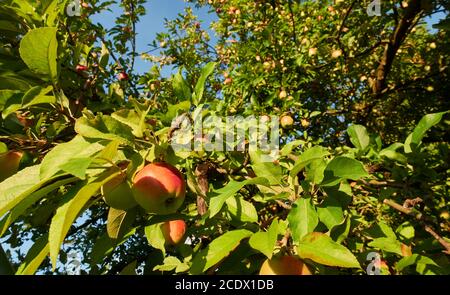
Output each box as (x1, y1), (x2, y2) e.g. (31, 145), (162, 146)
(331, 49), (343, 58)
(132, 162), (186, 214)
(76, 64), (88, 72)
(278, 90), (287, 99)
(301, 119), (310, 128)
(280, 115), (294, 129)
(440, 210), (449, 220)
(81, 2), (89, 9)
(0, 151), (23, 182)
(224, 77), (233, 85)
(161, 219), (187, 245)
(259, 256), (311, 275)
(118, 72), (129, 81)
(308, 47), (318, 56)
(429, 42), (436, 49)
(102, 172), (137, 210)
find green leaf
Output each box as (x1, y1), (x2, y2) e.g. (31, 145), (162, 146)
(290, 146), (330, 178)
(225, 196), (258, 223)
(0, 245), (14, 275)
(298, 232), (360, 268)
(144, 223), (166, 255)
(250, 150), (283, 185)
(379, 149), (407, 164)
(2, 85), (55, 118)
(280, 140), (304, 156)
(396, 254), (444, 275)
(347, 124), (370, 152)
(330, 216), (352, 244)
(288, 197), (319, 243)
(111, 109), (144, 138)
(120, 261), (137, 275)
(59, 157), (93, 180)
(15, 234), (49, 275)
(396, 222), (415, 241)
(107, 207), (137, 243)
(193, 62), (216, 104)
(0, 165), (52, 217)
(209, 177), (270, 218)
(316, 195), (344, 230)
(364, 221), (397, 239)
(368, 237), (403, 255)
(49, 170), (121, 269)
(248, 219), (279, 258)
(190, 229), (252, 274)
(321, 157), (368, 186)
(19, 27), (58, 83)
(75, 115), (134, 144)
(40, 135), (104, 179)
(0, 177), (77, 237)
(154, 256), (183, 272)
(172, 71), (192, 102)
(404, 111), (448, 153)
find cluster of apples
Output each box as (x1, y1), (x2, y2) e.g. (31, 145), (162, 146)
(102, 162), (187, 246)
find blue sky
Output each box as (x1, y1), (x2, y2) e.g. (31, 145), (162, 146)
(91, 0), (217, 76)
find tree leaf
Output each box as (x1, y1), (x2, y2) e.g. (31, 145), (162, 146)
(15, 234), (49, 275)
(288, 197), (319, 243)
(209, 177), (269, 218)
(298, 232), (360, 268)
(190, 229), (252, 274)
(75, 115), (134, 144)
(248, 219), (279, 258)
(290, 146), (330, 178)
(250, 150), (283, 185)
(225, 195), (258, 223)
(0, 177), (77, 237)
(172, 71), (191, 102)
(404, 111), (448, 153)
(144, 223), (166, 255)
(40, 135), (104, 179)
(193, 62), (216, 104)
(49, 170), (120, 269)
(0, 165), (52, 217)
(107, 207), (137, 243)
(321, 156), (368, 186)
(19, 27), (58, 83)
(0, 245), (14, 275)
(59, 157), (93, 180)
(347, 124), (370, 152)
(316, 195), (344, 230)
(90, 228), (136, 266)
(368, 237), (403, 255)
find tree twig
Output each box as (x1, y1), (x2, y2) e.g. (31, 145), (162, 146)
(383, 199), (450, 254)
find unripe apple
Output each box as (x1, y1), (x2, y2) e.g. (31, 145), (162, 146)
(308, 47), (318, 56)
(278, 90), (287, 99)
(0, 151), (23, 182)
(224, 77), (233, 85)
(331, 49), (343, 58)
(161, 219), (187, 245)
(102, 173), (137, 210)
(440, 210), (449, 220)
(132, 162), (186, 214)
(301, 119), (310, 128)
(118, 72), (129, 81)
(259, 256), (311, 275)
(280, 115), (294, 129)
(429, 42), (436, 49)
(426, 85), (434, 92)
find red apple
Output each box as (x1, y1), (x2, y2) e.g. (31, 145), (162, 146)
(259, 256), (312, 275)
(131, 162), (186, 214)
(102, 172), (137, 210)
(0, 151), (23, 182)
(161, 219), (187, 245)
(118, 72), (129, 81)
(76, 64), (88, 72)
